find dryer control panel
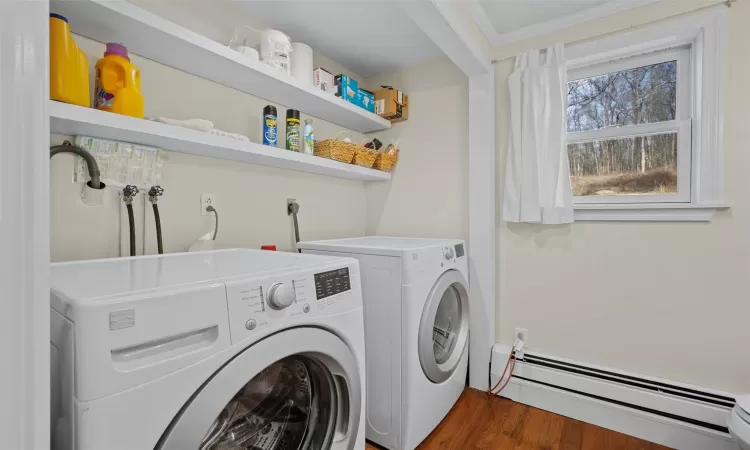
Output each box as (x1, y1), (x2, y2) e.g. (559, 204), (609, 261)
(224, 263), (359, 344)
(314, 268), (351, 300)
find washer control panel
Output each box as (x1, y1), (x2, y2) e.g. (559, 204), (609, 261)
(224, 264), (359, 344)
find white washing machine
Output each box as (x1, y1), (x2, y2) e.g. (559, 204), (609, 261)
(50, 249), (366, 450)
(298, 237), (470, 450)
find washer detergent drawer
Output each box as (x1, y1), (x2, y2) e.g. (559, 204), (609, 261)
(73, 282), (231, 402)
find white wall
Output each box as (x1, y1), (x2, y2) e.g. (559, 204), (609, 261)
(364, 57), (469, 240)
(495, 1), (750, 393)
(51, 6), (370, 262)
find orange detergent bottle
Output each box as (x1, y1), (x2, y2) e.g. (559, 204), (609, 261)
(95, 43), (144, 118)
(49, 13), (90, 107)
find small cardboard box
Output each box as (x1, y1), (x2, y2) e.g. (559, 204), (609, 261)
(334, 74), (359, 103)
(355, 88), (375, 113)
(314, 68), (335, 94)
(374, 87), (408, 122)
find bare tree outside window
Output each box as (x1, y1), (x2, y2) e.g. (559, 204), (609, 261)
(567, 61), (679, 197)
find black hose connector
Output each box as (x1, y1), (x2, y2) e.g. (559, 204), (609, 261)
(147, 186), (165, 255)
(122, 185), (139, 201)
(122, 185), (139, 257)
(50, 142), (103, 189)
(147, 185), (164, 202)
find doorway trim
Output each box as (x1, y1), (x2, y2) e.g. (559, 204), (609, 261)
(0, 1), (51, 448)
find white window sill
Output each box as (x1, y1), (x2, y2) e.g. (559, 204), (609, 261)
(574, 203), (730, 222)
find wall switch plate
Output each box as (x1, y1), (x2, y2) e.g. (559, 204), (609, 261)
(201, 194), (217, 216)
(515, 328), (529, 345)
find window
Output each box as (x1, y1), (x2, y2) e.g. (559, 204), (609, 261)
(567, 49), (691, 204)
(564, 9), (727, 221)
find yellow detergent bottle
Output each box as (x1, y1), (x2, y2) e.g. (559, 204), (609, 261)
(49, 13), (90, 107)
(95, 43), (144, 118)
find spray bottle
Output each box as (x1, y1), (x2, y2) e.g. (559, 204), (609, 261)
(286, 109), (300, 152)
(262, 105), (278, 147)
(303, 119), (314, 154)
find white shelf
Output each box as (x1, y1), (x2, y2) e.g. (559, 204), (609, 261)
(50, 0), (391, 134)
(50, 102), (391, 181)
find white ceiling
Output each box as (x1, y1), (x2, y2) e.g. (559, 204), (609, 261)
(478, 0), (611, 34)
(236, 1), (445, 78)
(472, 0), (659, 46)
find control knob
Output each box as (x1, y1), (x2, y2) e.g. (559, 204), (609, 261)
(267, 282), (295, 310)
(443, 247), (455, 260)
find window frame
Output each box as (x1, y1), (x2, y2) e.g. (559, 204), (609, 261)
(563, 8), (728, 221)
(567, 48), (692, 204)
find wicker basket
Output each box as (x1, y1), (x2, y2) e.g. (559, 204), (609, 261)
(373, 151), (399, 172)
(353, 148), (378, 168)
(314, 139), (357, 164)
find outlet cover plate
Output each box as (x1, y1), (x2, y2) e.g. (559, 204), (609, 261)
(201, 194), (217, 216)
(515, 328), (529, 345)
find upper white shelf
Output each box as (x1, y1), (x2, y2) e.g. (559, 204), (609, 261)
(50, 101), (391, 181)
(50, 0), (391, 134)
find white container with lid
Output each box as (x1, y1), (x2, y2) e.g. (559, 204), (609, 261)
(260, 29), (292, 75)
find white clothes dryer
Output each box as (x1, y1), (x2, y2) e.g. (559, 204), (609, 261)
(298, 237), (470, 450)
(50, 249), (366, 450)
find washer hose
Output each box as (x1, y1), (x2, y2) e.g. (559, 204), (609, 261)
(122, 185), (139, 257)
(153, 204), (163, 254)
(50, 142), (102, 189)
(148, 186), (165, 254)
(126, 203), (136, 256)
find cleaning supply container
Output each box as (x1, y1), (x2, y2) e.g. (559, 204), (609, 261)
(95, 43), (144, 118)
(286, 109), (300, 152)
(49, 13), (90, 107)
(303, 119), (314, 154)
(262, 105), (278, 147)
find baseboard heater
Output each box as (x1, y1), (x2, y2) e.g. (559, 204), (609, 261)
(491, 346), (737, 450)
(523, 353), (734, 432)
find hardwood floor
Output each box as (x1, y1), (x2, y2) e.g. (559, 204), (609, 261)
(365, 388), (672, 450)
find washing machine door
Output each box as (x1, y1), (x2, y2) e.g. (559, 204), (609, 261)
(418, 270), (470, 384)
(157, 327), (361, 450)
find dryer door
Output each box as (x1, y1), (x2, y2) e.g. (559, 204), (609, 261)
(157, 328), (361, 450)
(418, 270), (470, 384)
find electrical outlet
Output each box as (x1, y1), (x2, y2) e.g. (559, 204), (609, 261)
(201, 194), (217, 216)
(515, 328), (529, 345)
(286, 197), (298, 215)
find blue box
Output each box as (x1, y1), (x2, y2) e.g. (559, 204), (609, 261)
(334, 73), (359, 103)
(335, 74), (358, 103)
(355, 89), (375, 113)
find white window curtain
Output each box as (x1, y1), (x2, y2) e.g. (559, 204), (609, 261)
(503, 43), (574, 225)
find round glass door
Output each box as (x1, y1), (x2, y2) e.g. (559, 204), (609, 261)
(432, 286), (462, 365)
(200, 356), (335, 450)
(158, 328), (360, 450)
(418, 270), (469, 384)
